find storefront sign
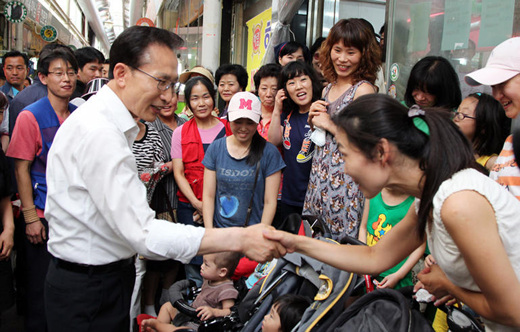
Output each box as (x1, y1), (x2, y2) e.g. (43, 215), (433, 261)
(26, 0), (49, 26)
(390, 63), (400, 82)
(136, 17), (155, 27)
(4, 1), (28, 23)
(40, 25), (58, 42)
(246, 8), (272, 91)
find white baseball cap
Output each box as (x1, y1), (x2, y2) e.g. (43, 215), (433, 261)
(227, 92), (262, 123)
(465, 37), (520, 86)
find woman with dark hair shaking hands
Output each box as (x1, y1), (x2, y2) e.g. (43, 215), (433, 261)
(265, 94), (520, 331)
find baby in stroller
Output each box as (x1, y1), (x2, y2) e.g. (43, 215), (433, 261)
(261, 294), (310, 332)
(141, 252), (242, 331)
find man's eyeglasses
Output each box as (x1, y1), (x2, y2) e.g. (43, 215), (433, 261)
(174, 82), (181, 94)
(48, 71), (77, 78)
(132, 67), (176, 91)
(453, 111), (476, 121)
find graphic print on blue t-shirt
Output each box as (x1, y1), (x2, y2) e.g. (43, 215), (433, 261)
(217, 167), (255, 218)
(283, 112), (314, 163)
(280, 111), (315, 206)
(283, 118), (292, 149)
(220, 195), (239, 217)
(296, 129), (313, 163)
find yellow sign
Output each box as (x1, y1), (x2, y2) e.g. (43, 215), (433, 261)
(246, 8), (272, 91)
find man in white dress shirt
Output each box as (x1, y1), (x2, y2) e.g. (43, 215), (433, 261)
(43, 26), (285, 332)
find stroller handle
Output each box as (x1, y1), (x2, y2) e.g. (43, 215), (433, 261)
(338, 234), (366, 246)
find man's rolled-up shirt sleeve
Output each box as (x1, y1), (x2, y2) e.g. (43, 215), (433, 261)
(146, 221), (205, 264)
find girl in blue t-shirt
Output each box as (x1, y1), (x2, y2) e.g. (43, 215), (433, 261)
(267, 61), (322, 222)
(202, 92), (285, 229)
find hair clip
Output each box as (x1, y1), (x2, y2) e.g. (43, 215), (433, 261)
(408, 105), (425, 117)
(408, 105), (430, 136)
(413, 118), (430, 136)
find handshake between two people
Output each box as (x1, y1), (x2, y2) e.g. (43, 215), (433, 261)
(231, 224), (298, 263)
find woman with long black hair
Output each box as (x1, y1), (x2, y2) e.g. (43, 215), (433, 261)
(266, 94), (520, 330)
(268, 61), (322, 222)
(202, 92), (285, 229)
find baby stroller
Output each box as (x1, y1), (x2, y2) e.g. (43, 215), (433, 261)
(336, 234), (484, 332)
(152, 242), (357, 332)
(325, 270), (483, 332)
(238, 237), (358, 332)
(136, 214), (307, 331)
(287, 216), (482, 332)
(143, 215), (358, 332)
(327, 287), (434, 331)
(228, 214), (362, 331)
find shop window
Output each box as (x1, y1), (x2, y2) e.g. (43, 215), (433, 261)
(386, 0), (520, 101)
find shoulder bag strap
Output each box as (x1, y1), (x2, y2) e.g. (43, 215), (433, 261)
(244, 160), (261, 227)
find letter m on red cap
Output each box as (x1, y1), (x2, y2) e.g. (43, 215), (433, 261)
(239, 98), (252, 110)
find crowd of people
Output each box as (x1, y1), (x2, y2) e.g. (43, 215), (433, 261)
(0, 17), (519, 332)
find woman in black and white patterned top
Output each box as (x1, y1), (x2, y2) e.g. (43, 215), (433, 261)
(147, 86), (186, 218)
(132, 118), (166, 172)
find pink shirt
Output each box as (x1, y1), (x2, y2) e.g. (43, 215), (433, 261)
(7, 110), (65, 217)
(171, 121), (225, 159)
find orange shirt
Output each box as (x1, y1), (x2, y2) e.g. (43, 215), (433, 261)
(490, 135), (520, 200)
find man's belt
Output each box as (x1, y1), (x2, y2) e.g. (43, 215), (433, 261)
(53, 256), (135, 274)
